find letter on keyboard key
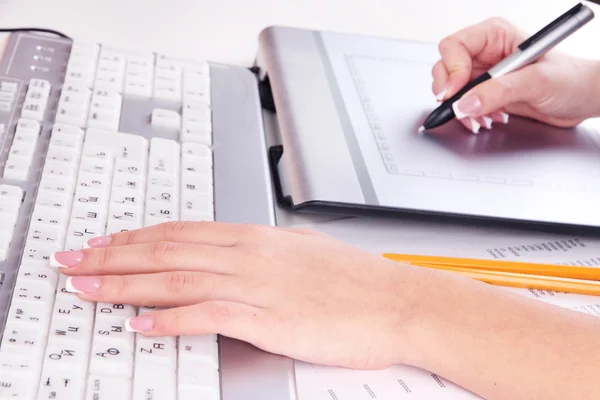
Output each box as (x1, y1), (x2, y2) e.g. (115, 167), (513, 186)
(42, 341), (89, 375)
(86, 375), (132, 400)
(11, 276), (56, 305)
(1, 321), (47, 356)
(7, 299), (51, 328)
(182, 142), (212, 161)
(52, 293), (96, 322)
(0, 375), (34, 399)
(49, 315), (92, 344)
(0, 184), (23, 199)
(135, 335), (177, 370)
(22, 240), (55, 266)
(93, 318), (134, 352)
(133, 363), (176, 400)
(149, 138), (180, 176)
(18, 265), (58, 292)
(178, 334), (219, 369)
(151, 108), (181, 130)
(37, 370), (85, 399)
(97, 302), (136, 319)
(89, 341), (134, 378)
(0, 351), (41, 381)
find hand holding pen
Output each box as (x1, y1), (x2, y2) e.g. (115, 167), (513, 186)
(421, 3), (600, 134)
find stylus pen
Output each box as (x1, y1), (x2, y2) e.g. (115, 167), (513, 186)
(419, 2), (595, 132)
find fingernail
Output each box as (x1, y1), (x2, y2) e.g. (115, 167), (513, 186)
(481, 116), (493, 129)
(85, 235), (112, 249)
(453, 94), (483, 118)
(50, 251), (84, 268)
(490, 111), (509, 124)
(65, 276), (101, 294)
(468, 117), (481, 134)
(125, 315), (154, 332)
(435, 89), (447, 102)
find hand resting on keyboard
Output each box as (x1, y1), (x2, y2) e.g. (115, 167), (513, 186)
(50, 220), (600, 400)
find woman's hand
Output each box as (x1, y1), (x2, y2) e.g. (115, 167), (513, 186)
(433, 17), (600, 133)
(51, 221), (433, 370)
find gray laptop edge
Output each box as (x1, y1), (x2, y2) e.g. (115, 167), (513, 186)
(255, 25), (600, 230)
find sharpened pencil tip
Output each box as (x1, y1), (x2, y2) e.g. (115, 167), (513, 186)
(418, 126), (425, 132)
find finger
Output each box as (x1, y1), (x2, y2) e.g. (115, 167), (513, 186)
(53, 241), (234, 276)
(490, 110), (510, 124)
(475, 116), (493, 130)
(459, 117), (482, 135)
(124, 301), (266, 343)
(88, 221), (241, 249)
(87, 221), (325, 250)
(438, 18), (525, 98)
(64, 272), (247, 307)
(452, 65), (545, 119)
(431, 60), (449, 100)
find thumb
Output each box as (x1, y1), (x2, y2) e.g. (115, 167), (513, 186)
(452, 66), (543, 119)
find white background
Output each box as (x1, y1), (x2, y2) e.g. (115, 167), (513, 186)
(0, 0), (598, 65)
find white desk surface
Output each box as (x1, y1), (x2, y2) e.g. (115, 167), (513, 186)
(0, 0), (598, 66)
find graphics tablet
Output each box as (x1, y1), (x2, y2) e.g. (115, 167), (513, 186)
(255, 26), (600, 228)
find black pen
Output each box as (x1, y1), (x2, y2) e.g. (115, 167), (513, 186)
(419, 2), (595, 132)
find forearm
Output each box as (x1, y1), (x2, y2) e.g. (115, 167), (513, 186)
(403, 270), (600, 399)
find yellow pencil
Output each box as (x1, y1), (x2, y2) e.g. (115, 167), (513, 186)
(404, 263), (600, 296)
(383, 253), (600, 281)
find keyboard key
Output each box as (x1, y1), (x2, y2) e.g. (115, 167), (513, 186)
(0, 321), (47, 355)
(151, 108), (181, 130)
(178, 335), (219, 369)
(89, 341), (134, 378)
(42, 341), (89, 374)
(37, 370), (86, 399)
(86, 375), (132, 400)
(180, 117), (211, 144)
(132, 363), (176, 400)
(178, 363), (220, 400)
(11, 276), (56, 304)
(0, 375), (35, 399)
(135, 335), (177, 370)
(48, 315), (93, 344)
(17, 265), (58, 292)
(93, 317), (135, 352)
(7, 299), (51, 328)
(149, 138), (180, 176)
(52, 293), (96, 322)
(0, 351), (42, 381)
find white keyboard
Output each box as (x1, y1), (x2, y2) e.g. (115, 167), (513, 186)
(0, 38), (220, 399)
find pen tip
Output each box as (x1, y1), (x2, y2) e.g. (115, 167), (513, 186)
(418, 126), (425, 132)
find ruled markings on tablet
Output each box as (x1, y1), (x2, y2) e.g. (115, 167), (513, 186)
(431, 374), (446, 388)
(397, 379), (412, 393)
(363, 384), (377, 398)
(327, 389), (339, 400)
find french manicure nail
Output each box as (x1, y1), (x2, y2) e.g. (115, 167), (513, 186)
(481, 116), (493, 129)
(453, 94), (483, 119)
(50, 251), (84, 268)
(490, 111), (510, 124)
(65, 276), (101, 294)
(468, 117), (481, 135)
(435, 89), (447, 102)
(85, 235), (112, 249)
(125, 315), (154, 332)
